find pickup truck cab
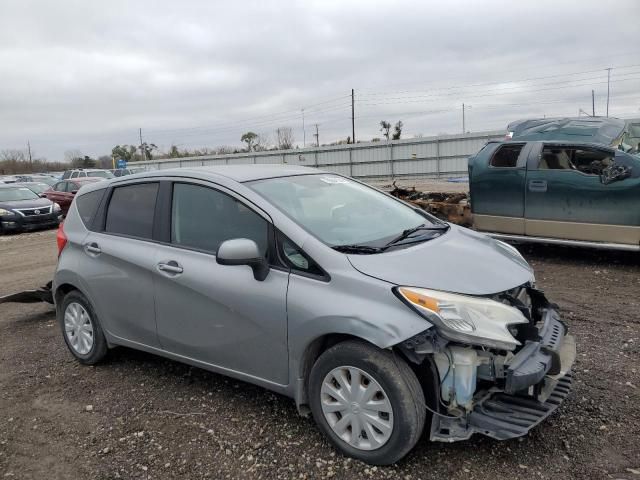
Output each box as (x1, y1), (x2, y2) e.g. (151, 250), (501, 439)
(469, 140), (640, 250)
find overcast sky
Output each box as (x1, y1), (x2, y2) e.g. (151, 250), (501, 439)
(1, 0), (639, 161)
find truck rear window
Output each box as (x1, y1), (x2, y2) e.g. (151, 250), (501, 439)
(490, 144), (524, 168)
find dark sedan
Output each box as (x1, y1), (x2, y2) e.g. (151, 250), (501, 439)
(43, 177), (104, 215)
(0, 185), (62, 234)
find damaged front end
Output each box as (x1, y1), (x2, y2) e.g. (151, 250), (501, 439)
(398, 285), (576, 442)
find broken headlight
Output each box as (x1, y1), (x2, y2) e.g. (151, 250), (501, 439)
(396, 287), (529, 351)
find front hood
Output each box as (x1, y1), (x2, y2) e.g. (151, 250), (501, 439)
(347, 225), (533, 296)
(0, 198), (53, 210)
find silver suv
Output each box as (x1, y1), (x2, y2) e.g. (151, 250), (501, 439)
(61, 169), (115, 180)
(53, 165), (575, 465)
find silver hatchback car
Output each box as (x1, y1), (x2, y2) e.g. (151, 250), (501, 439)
(53, 165), (575, 465)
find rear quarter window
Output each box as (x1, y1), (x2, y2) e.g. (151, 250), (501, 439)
(490, 143), (525, 168)
(105, 183), (159, 239)
(76, 189), (106, 229)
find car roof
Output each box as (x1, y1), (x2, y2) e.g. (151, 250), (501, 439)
(506, 117), (625, 145)
(69, 177), (105, 183)
(149, 164), (323, 182)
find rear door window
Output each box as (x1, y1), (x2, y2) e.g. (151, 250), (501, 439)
(105, 183), (159, 239)
(76, 189), (106, 229)
(490, 144), (525, 168)
(171, 183), (268, 255)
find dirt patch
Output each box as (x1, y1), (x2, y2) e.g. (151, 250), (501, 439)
(1, 229), (639, 479)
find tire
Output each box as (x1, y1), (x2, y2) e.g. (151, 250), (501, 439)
(58, 290), (108, 365)
(308, 340), (426, 465)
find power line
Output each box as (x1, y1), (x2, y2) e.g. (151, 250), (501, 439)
(355, 75), (640, 107)
(359, 63), (640, 98)
(358, 53), (640, 93)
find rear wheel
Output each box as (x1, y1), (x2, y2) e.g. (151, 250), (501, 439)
(308, 340), (426, 465)
(59, 290), (107, 365)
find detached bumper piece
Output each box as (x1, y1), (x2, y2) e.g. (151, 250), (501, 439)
(431, 373), (573, 442)
(469, 373), (572, 440)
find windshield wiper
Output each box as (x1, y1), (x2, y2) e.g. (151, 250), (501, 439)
(332, 244), (384, 254)
(384, 223), (450, 248)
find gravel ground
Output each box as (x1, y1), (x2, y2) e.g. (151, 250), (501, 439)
(1, 229), (639, 480)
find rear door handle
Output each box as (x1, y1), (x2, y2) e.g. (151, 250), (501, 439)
(84, 242), (101, 255)
(528, 179), (548, 192)
(157, 260), (184, 275)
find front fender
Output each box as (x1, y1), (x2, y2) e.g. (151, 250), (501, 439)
(286, 269), (432, 406)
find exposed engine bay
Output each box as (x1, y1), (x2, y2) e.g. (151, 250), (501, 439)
(399, 285), (576, 442)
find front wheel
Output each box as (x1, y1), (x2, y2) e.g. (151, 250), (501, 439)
(308, 340), (426, 465)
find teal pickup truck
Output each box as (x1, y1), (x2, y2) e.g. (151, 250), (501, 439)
(468, 118), (640, 251)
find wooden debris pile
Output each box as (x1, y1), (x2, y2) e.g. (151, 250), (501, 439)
(389, 181), (472, 227)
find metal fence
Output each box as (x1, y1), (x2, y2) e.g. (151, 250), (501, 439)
(135, 130), (504, 180)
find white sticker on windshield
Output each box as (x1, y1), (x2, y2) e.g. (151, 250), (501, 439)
(319, 176), (349, 184)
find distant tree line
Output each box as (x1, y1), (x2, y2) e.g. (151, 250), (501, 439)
(0, 149), (66, 175)
(0, 119), (414, 174)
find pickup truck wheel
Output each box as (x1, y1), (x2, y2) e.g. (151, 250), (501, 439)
(308, 340), (426, 465)
(59, 290), (107, 365)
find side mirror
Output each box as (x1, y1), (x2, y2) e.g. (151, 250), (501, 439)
(39, 193), (47, 198)
(71, 190), (79, 194)
(216, 238), (269, 281)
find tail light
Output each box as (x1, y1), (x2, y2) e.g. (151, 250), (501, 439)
(56, 222), (68, 257)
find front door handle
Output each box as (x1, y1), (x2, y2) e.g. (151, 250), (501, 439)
(528, 179), (548, 192)
(157, 260), (184, 275)
(84, 242), (101, 255)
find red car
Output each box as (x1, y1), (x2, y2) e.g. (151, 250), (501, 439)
(44, 177), (104, 214)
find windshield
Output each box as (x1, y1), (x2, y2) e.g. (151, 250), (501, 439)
(248, 174), (438, 247)
(88, 170), (114, 178)
(0, 187), (40, 202)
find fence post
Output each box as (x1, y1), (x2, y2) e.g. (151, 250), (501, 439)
(389, 142), (395, 180)
(436, 139), (440, 178)
(349, 148), (353, 177)
(253, 156), (257, 164)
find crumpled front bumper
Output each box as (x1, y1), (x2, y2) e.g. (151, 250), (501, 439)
(430, 306), (576, 442)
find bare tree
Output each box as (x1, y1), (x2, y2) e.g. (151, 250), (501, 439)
(0, 149), (26, 162)
(64, 149), (83, 163)
(216, 146), (235, 155)
(276, 127), (294, 150)
(254, 133), (271, 151)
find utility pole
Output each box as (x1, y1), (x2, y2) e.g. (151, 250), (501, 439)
(606, 67), (611, 117)
(351, 89), (355, 144)
(462, 103), (466, 133)
(313, 124), (319, 147)
(139, 128), (145, 161)
(592, 89), (595, 116)
(302, 109), (306, 147)
(27, 141), (32, 164)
